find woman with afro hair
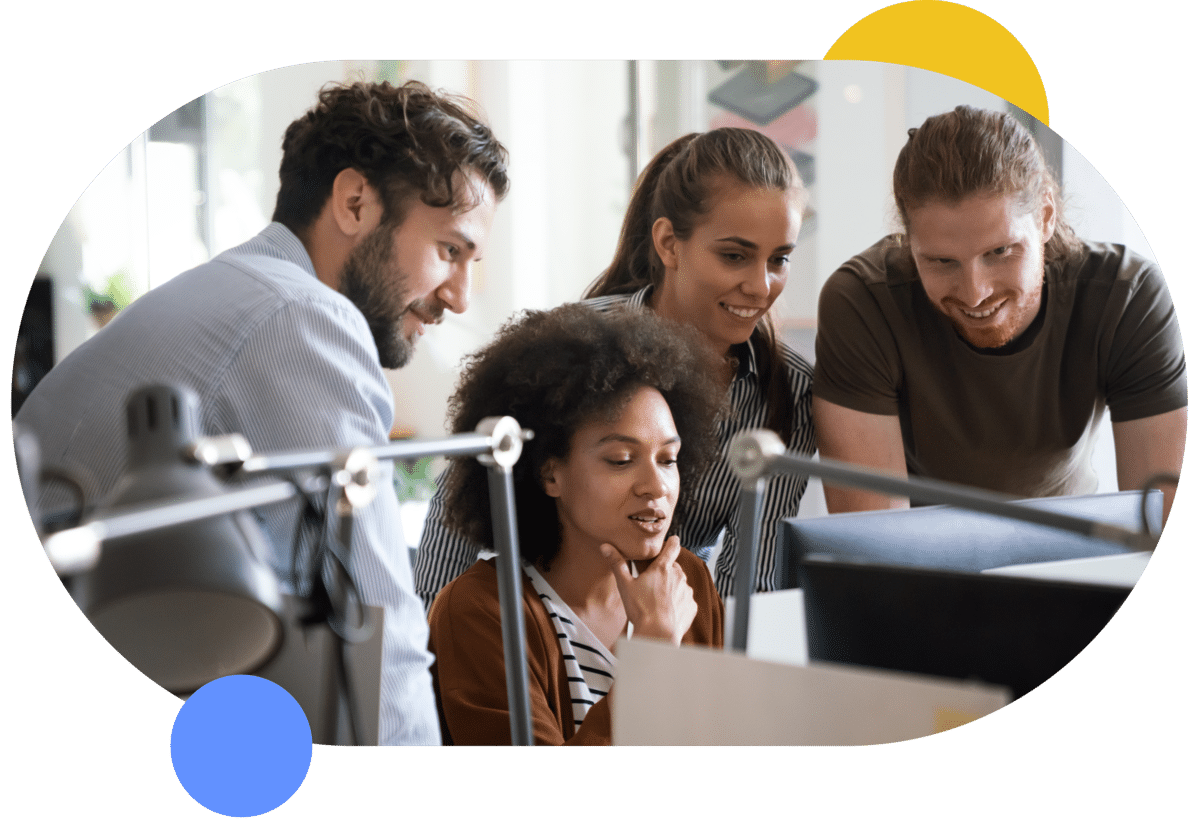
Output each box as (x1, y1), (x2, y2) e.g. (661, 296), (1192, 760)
(417, 127), (813, 606)
(427, 303), (727, 745)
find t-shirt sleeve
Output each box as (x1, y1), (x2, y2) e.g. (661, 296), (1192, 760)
(1103, 258), (1188, 422)
(813, 268), (904, 416)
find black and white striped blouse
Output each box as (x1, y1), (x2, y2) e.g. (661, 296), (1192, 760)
(414, 284), (816, 602)
(523, 564), (618, 731)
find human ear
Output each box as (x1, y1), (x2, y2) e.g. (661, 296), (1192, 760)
(1040, 190), (1057, 243)
(540, 459), (563, 498)
(651, 217), (679, 272)
(329, 167), (384, 239)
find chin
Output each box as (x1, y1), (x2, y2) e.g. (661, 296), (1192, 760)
(719, 325), (755, 348)
(612, 539), (664, 564)
(956, 328), (1009, 348)
(953, 321), (1019, 349)
(375, 327), (416, 369)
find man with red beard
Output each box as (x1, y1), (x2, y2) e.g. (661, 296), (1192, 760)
(17, 81), (508, 744)
(813, 105), (1185, 520)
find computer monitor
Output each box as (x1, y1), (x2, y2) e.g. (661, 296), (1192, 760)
(775, 489), (1161, 590)
(777, 490), (1159, 699)
(799, 557), (1133, 699)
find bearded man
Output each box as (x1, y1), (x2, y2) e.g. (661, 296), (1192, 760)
(16, 80), (509, 744)
(813, 105), (1185, 519)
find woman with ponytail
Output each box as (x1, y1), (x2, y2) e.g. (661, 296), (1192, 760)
(417, 127), (815, 602)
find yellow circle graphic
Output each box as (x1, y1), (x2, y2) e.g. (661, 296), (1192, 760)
(825, 1), (1048, 123)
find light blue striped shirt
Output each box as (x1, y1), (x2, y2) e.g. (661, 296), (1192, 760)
(18, 223), (440, 745)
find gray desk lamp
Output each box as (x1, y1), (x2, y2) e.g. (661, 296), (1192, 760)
(725, 429), (1165, 653)
(35, 383), (535, 745)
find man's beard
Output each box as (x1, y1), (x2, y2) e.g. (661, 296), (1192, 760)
(338, 223), (419, 370)
(940, 282), (1043, 349)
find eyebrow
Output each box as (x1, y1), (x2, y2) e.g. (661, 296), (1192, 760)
(448, 230), (478, 253)
(919, 238), (1025, 260)
(715, 236), (796, 253)
(596, 433), (681, 446)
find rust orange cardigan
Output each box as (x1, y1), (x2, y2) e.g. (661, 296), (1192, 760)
(427, 550), (724, 745)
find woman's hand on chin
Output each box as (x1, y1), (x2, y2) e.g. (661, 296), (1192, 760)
(599, 536), (698, 646)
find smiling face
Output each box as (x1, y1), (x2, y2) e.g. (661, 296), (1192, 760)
(542, 385), (681, 564)
(908, 191), (1055, 349)
(651, 178), (803, 354)
(338, 172), (497, 368)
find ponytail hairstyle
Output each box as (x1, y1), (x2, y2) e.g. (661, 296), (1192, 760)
(584, 127), (805, 442)
(892, 105), (1082, 264)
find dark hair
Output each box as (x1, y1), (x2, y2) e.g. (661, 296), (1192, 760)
(893, 105), (1083, 263)
(271, 80), (509, 234)
(440, 304), (726, 571)
(583, 128), (804, 442)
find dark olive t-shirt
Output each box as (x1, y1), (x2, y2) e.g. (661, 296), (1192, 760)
(813, 236), (1187, 498)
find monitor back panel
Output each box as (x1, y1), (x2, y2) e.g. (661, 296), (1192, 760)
(776, 489), (1161, 590)
(800, 558), (1130, 698)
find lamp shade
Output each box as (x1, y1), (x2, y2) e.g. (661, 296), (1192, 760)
(78, 384), (284, 694)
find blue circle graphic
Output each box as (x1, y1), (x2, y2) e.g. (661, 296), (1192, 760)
(171, 675), (312, 817)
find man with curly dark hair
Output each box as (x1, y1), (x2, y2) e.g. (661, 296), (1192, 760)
(273, 80), (510, 369)
(17, 80), (509, 745)
(427, 304), (727, 745)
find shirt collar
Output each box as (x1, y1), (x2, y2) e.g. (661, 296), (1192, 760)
(260, 222), (319, 280)
(627, 283), (654, 309)
(732, 338), (758, 382)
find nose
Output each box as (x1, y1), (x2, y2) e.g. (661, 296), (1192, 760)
(633, 461), (669, 499)
(740, 261), (772, 300)
(437, 261), (472, 315)
(956, 260), (993, 307)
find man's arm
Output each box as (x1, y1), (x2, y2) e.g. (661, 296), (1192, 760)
(1112, 406), (1186, 523)
(220, 298), (441, 745)
(813, 396), (910, 514)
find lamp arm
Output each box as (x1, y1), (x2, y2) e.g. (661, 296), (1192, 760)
(39, 416), (535, 746)
(190, 431), (507, 477)
(42, 480), (300, 576)
(50, 422), (533, 569)
(726, 429), (1161, 653)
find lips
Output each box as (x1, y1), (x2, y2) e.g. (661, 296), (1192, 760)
(404, 294), (444, 325)
(403, 303), (443, 339)
(721, 302), (765, 320)
(949, 298), (1005, 321)
(402, 314), (426, 340)
(962, 303), (1002, 319)
(628, 508), (668, 534)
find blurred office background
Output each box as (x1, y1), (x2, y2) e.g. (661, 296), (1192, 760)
(16, 60), (1155, 525)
